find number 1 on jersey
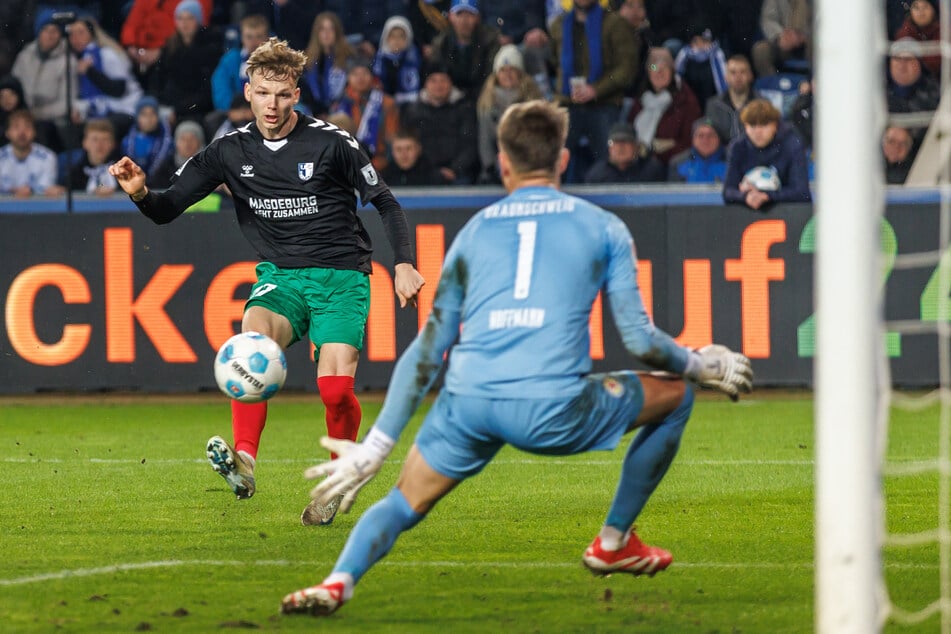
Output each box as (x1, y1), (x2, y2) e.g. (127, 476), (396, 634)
(514, 221), (537, 299)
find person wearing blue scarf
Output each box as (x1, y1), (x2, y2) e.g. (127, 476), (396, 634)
(121, 96), (173, 186)
(331, 59), (399, 171)
(373, 16), (421, 107)
(550, 0), (637, 183)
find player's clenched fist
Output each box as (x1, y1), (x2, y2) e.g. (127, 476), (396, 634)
(108, 157), (147, 198)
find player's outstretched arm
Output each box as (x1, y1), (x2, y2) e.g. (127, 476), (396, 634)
(684, 344), (754, 401)
(394, 262), (425, 308)
(108, 156), (148, 200)
(304, 303), (461, 512)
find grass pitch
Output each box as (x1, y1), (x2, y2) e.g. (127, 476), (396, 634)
(0, 391), (941, 632)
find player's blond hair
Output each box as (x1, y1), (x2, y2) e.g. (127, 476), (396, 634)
(246, 37), (307, 84)
(497, 100), (568, 177)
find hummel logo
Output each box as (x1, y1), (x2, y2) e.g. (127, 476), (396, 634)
(240, 164), (255, 178)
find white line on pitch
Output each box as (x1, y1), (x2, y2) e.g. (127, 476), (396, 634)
(2, 457), (817, 466)
(0, 559), (937, 587)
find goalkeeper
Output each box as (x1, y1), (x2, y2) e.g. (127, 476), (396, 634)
(281, 99), (753, 617)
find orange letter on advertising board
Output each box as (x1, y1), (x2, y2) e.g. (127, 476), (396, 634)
(637, 259), (654, 322)
(415, 225), (444, 331)
(204, 262), (257, 351)
(673, 260), (712, 349)
(724, 220), (786, 358)
(6, 264), (91, 366)
(367, 262), (395, 361)
(103, 228), (197, 363)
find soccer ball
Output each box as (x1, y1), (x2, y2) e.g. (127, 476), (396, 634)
(214, 332), (287, 403)
(743, 165), (781, 191)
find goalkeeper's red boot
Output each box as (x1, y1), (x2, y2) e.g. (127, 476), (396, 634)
(280, 581), (346, 616)
(582, 532), (673, 577)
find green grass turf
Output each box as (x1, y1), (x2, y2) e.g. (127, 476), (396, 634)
(0, 392), (941, 632)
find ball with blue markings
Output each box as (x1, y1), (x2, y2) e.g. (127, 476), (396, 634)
(214, 331), (287, 403)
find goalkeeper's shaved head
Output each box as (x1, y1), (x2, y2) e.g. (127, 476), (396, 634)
(497, 100), (569, 178)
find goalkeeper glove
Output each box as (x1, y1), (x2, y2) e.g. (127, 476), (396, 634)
(685, 344), (754, 401)
(304, 427), (395, 514)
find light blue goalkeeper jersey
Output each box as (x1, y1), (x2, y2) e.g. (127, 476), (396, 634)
(373, 185), (689, 438)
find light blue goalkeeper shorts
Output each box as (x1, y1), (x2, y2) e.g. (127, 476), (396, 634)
(415, 371), (647, 481)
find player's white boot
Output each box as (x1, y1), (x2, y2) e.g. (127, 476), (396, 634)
(280, 581), (347, 616)
(300, 494), (343, 526)
(206, 436), (256, 499)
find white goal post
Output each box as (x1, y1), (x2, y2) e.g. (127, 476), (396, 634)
(814, 0), (886, 632)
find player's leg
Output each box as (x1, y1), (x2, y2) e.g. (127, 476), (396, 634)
(208, 262), (306, 500)
(302, 269), (370, 525)
(584, 373), (694, 576)
(282, 391), (499, 615)
(282, 444), (460, 615)
(207, 305), (296, 499)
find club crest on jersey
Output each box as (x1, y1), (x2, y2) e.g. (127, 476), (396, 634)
(361, 164), (378, 186)
(602, 376), (625, 398)
(297, 162), (314, 180)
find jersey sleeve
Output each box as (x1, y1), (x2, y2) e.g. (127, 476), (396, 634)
(133, 141), (225, 223)
(335, 135), (387, 205)
(371, 224), (473, 439)
(603, 214), (690, 374)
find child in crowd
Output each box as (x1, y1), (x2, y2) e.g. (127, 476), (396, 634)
(373, 16), (421, 108)
(120, 96), (173, 186)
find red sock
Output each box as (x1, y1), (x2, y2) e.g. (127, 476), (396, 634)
(317, 376), (362, 457)
(231, 400), (267, 459)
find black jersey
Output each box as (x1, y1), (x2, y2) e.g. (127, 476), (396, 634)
(133, 115), (413, 272)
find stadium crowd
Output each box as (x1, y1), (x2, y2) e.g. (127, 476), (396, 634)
(0, 0), (939, 200)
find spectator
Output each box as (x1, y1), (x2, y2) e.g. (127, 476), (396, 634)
(882, 125), (916, 185)
(704, 54), (757, 143)
(68, 16), (144, 140)
(332, 58), (400, 172)
(750, 0), (812, 77)
(722, 98), (811, 210)
(895, 0), (940, 76)
(11, 10), (75, 152)
(551, 0), (637, 182)
(211, 14), (270, 112)
(475, 44), (543, 184)
(121, 96), (174, 186)
(380, 128), (449, 186)
(668, 118), (727, 183)
(211, 93), (255, 141)
(121, 0), (213, 81)
(373, 16), (422, 108)
(408, 0), (451, 58)
(618, 0), (656, 99)
(152, 119), (206, 187)
(887, 38), (941, 116)
(322, 0), (410, 59)
(788, 78), (813, 148)
(149, 0), (221, 126)
(0, 75), (27, 139)
(627, 47), (702, 166)
(645, 0), (724, 56)
(584, 121), (665, 184)
(244, 0), (320, 51)
(429, 0), (502, 102)
(478, 0), (550, 93)
(66, 118), (118, 194)
(0, 109), (65, 197)
(301, 12), (357, 116)
(674, 26), (728, 109)
(402, 63), (479, 184)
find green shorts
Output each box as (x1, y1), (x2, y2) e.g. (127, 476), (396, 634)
(246, 262), (370, 360)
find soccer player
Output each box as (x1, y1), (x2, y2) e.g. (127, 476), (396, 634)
(109, 37), (425, 526)
(280, 99), (753, 616)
